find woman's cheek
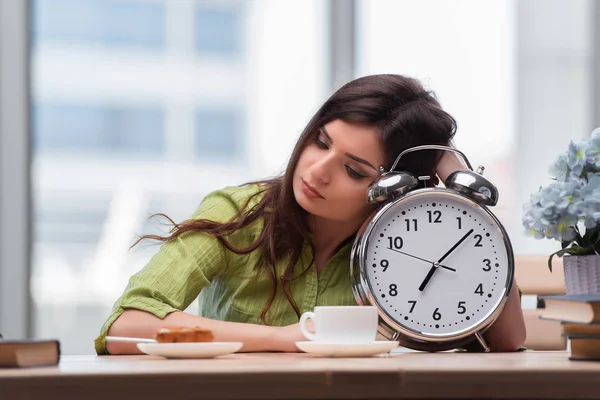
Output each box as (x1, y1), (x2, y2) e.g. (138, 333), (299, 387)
(338, 187), (365, 209)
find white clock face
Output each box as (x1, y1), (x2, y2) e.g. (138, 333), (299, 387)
(363, 190), (511, 337)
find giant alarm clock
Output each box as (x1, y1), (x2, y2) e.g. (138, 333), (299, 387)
(350, 145), (514, 352)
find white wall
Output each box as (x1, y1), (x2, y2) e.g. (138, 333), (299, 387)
(248, 0), (329, 177)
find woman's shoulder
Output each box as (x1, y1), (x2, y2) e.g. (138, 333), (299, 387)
(212, 183), (267, 204)
(192, 183), (267, 222)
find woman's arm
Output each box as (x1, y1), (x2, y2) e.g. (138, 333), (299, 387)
(482, 278), (526, 352)
(95, 187), (274, 355)
(435, 142), (526, 351)
(106, 309), (306, 354)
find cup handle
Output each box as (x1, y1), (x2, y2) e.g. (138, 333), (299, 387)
(299, 311), (316, 341)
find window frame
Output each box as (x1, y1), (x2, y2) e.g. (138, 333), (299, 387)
(0, 0), (32, 340)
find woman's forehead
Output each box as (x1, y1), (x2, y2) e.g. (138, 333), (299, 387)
(322, 120), (384, 164)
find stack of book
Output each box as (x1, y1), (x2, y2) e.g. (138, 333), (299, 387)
(0, 333), (60, 368)
(539, 294), (600, 361)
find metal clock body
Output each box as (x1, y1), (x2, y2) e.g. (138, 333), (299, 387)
(350, 145), (515, 352)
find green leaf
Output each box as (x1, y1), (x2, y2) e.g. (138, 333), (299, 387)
(546, 245), (597, 271)
(574, 226), (586, 247)
(565, 245), (597, 256)
(548, 248), (571, 272)
(593, 240), (600, 255)
(589, 226), (600, 246)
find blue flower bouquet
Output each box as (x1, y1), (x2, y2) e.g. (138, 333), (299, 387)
(523, 128), (600, 272)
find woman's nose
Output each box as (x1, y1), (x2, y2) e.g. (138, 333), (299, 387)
(310, 156), (332, 184)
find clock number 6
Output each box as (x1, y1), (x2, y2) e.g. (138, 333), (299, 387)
(432, 308), (442, 321)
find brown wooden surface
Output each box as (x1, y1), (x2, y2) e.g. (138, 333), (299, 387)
(1, 351), (599, 399)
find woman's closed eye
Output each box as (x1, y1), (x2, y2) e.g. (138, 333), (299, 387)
(314, 136), (328, 149)
(313, 135), (368, 180)
(346, 166), (367, 180)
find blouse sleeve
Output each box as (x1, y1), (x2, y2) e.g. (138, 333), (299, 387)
(94, 187), (254, 354)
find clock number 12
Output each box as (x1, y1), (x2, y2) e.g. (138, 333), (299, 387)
(427, 210), (442, 223)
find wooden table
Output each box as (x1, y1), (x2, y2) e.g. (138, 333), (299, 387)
(1, 351), (599, 399)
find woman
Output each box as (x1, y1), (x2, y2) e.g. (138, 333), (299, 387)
(96, 74), (525, 355)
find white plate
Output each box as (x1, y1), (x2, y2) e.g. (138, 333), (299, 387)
(295, 341), (399, 357)
(137, 342), (243, 359)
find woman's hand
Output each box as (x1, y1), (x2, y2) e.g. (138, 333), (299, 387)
(274, 319), (315, 352)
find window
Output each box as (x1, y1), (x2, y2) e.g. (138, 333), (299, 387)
(195, 109), (243, 159)
(195, 6), (240, 56)
(35, 199), (108, 245)
(33, 103), (164, 157)
(31, 0), (165, 50)
(28, 0), (327, 355)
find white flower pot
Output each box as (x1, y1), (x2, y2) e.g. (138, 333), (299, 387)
(562, 255), (600, 294)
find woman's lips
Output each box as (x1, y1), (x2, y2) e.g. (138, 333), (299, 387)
(301, 179), (325, 199)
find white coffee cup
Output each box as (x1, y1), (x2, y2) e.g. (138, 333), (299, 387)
(299, 306), (379, 344)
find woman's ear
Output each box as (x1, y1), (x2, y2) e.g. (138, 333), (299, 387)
(435, 140), (469, 183)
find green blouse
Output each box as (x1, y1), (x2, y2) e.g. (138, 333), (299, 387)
(94, 184), (358, 354)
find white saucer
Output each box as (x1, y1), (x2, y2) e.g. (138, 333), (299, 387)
(137, 342), (243, 359)
(295, 341), (399, 357)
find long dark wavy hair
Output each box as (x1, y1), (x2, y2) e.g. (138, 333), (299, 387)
(135, 74), (457, 324)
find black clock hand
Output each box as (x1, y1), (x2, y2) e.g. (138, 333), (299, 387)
(418, 229), (474, 292)
(418, 262), (441, 292)
(436, 228), (475, 263)
(386, 247), (456, 272)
